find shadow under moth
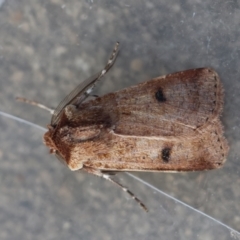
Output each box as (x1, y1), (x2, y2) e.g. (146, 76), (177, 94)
(17, 42), (229, 212)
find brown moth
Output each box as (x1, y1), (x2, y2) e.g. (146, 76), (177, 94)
(17, 42), (229, 212)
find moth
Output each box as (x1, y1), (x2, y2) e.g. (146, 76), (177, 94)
(17, 42), (229, 212)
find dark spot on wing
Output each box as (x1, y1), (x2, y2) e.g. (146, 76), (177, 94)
(162, 147), (171, 162)
(155, 88), (166, 102)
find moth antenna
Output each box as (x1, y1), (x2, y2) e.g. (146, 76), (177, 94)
(97, 42), (120, 79)
(83, 167), (148, 212)
(16, 97), (54, 115)
(73, 42), (120, 108)
(107, 42), (119, 66)
(102, 174), (148, 212)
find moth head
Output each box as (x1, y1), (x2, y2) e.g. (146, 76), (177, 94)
(43, 125), (58, 154)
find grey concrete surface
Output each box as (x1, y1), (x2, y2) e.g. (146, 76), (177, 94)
(0, 1), (240, 239)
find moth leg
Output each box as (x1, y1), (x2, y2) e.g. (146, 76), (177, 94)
(101, 171), (117, 175)
(83, 166), (148, 212)
(16, 97), (54, 114)
(89, 94), (99, 99)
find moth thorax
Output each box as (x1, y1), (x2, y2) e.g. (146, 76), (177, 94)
(64, 104), (78, 120)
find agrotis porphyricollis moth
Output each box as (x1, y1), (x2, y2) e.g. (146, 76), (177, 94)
(17, 42), (229, 212)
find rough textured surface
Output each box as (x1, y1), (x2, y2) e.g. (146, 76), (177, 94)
(0, 0), (240, 239)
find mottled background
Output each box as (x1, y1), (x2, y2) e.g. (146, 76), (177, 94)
(0, 1), (240, 239)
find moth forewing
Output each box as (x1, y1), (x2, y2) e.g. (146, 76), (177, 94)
(58, 68), (224, 139)
(110, 68), (224, 136)
(54, 117), (228, 172)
